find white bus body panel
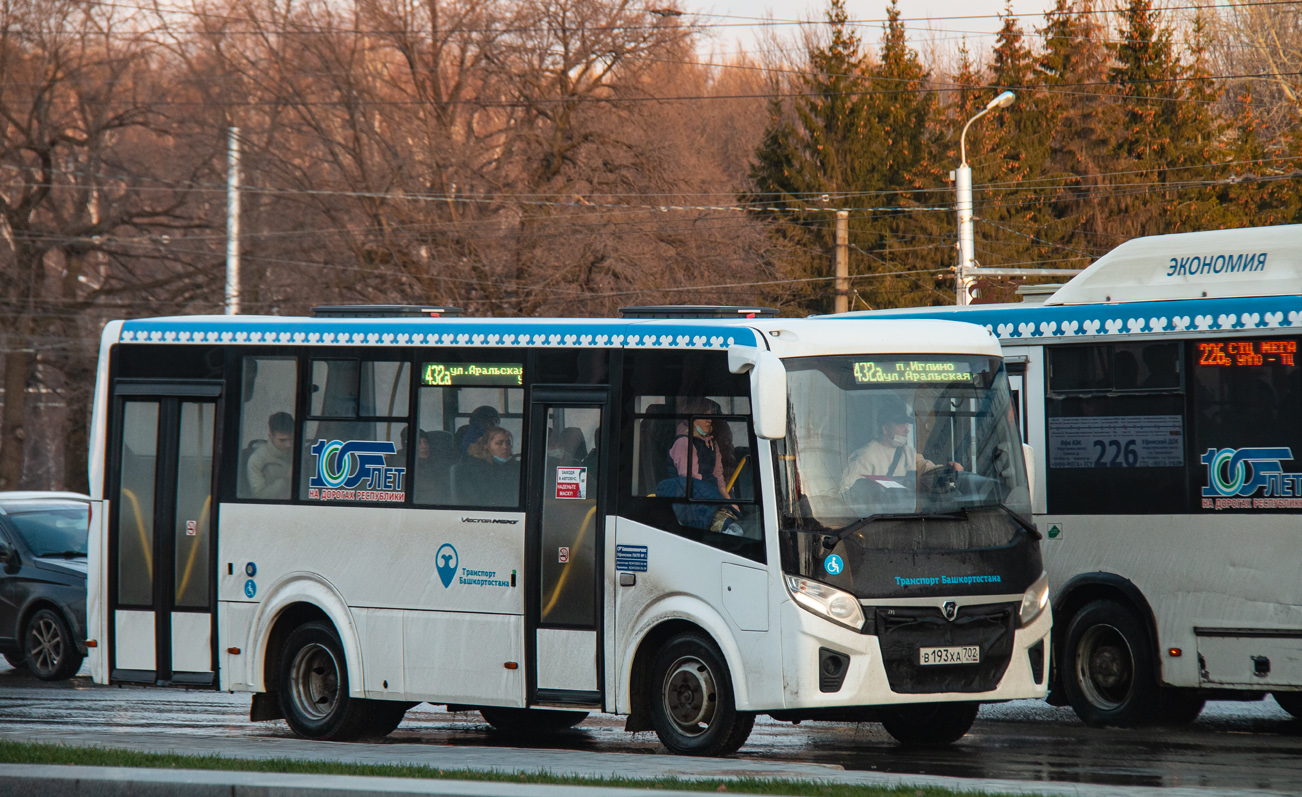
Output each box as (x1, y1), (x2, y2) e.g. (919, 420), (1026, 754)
(218, 503), (525, 704)
(1039, 512), (1302, 688)
(87, 499), (109, 683)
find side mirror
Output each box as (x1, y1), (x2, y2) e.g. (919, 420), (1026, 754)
(728, 345), (787, 440)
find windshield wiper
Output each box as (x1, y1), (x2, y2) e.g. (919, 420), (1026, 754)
(38, 550), (86, 558)
(827, 509), (969, 545)
(993, 504), (1041, 539)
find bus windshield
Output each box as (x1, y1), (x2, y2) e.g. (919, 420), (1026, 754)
(778, 354), (1030, 532)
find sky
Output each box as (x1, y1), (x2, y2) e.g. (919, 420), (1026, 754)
(684, 0), (1060, 58)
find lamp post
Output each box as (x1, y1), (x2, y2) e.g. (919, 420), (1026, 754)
(955, 90), (1015, 306)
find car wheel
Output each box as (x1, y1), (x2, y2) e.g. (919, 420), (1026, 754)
(480, 707), (588, 734)
(649, 632), (753, 756)
(1062, 599), (1159, 727)
(277, 621), (379, 740)
(24, 608), (82, 681)
(879, 702), (979, 746)
(1275, 692), (1302, 720)
(4, 651), (27, 669)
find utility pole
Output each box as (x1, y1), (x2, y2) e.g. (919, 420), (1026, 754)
(225, 127), (241, 315)
(834, 210), (849, 313)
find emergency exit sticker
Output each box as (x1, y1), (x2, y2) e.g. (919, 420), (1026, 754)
(556, 467), (587, 499)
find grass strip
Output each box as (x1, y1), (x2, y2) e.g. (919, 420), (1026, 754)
(0, 738), (1013, 797)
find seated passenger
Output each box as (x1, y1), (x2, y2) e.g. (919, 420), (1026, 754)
(247, 411), (294, 499)
(459, 405), (502, 454)
(461, 427), (519, 506)
(659, 399), (743, 535)
(840, 403), (962, 494)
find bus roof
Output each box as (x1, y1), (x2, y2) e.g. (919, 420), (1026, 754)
(831, 225), (1302, 345)
(114, 314), (1001, 358)
(1045, 224), (1302, 306)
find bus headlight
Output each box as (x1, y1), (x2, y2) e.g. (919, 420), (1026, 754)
(784, 574), (864, 631)
(1019, 572), (1050, 628)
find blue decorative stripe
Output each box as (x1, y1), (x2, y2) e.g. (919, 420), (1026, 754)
(117, 317), (759, 350)
(848, 295), (1302, 342)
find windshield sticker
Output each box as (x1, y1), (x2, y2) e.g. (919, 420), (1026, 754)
(824, 555), (845, 575)
(854, 360), (974, 385)
(895, 575), (1002, 587)
(1048, 416), (1184, 469)
(307, 439), (406, 502)
(1201, 447), (1302, 510)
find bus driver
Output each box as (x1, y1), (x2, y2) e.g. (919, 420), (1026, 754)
(840, 402), (962, 494)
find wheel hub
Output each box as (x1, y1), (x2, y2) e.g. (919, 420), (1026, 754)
(289, 642), (340, 721)
(28, 617), (63, 675)
(1077, 624), (1133, 710)
(662, 656), (717, 736)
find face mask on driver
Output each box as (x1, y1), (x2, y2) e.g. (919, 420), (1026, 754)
(891, 434), (909, 448)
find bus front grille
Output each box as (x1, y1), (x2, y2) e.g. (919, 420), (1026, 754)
(873, 603), (1016, 694)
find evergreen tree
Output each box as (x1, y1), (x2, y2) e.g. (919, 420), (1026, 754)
(1036, 0), (1122, 255)
(1110, 0), (1184, 238)
(860, 0), (948, 308)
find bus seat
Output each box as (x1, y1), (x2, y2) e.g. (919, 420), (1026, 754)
(236, 440), (262, 498)
(449, 461), (475, 505)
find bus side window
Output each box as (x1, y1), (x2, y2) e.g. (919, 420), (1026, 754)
(620, 349), (764, 563)
(237, 356), (298, 501)
(415, 383), (524, 508)
(300, 359), (409, 503)
(1191, 335), (1301, 512)
(1044, 343), (1186, 515)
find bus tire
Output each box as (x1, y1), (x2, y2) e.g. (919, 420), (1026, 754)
(1274, 692), (1302, 720)
(277, 621), (374, 741)
(1063, 600), (1159, 727)
(879, 702), (978, 746)
(480, 707), (588, 734)
(649, 632), (753, 756)
(1157, 689), (1204, 725)
(366, 701), (413, 738)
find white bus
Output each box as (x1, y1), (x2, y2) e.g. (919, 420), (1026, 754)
(841, 224), (1302, 727)
(85, 305), (1050, 755)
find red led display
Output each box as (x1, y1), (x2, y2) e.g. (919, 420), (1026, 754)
(1197, 340), (1296, 368)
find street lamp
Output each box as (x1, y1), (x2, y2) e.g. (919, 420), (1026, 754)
(955, 90), (1016, 306)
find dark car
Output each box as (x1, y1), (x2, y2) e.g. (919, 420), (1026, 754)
(0, 492), (90, 680)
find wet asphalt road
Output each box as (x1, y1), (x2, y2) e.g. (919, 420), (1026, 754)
(1, 662), (1300, 792)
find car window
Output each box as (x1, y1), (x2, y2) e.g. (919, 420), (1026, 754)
(5, 507), (89, 557)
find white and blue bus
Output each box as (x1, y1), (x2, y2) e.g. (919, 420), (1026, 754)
(839, 224), (1302, 726)
(86, 305), (1049, 754)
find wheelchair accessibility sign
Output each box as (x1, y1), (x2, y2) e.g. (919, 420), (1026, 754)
(824, 555), (844, 575)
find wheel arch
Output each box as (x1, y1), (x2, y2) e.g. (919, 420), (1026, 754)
(618, 594), (748, 727)
(246, 572), (362, 696)
(1051, 572), (1160, 688)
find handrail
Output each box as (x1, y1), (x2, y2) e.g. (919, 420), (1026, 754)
(120, 488), (153, 578)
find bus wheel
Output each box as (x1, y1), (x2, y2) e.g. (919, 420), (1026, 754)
(879, 702), (978, 746)
(1157, 689), (1204, 725)
(366, 701), (414, 738)
(1063, 600), (1158, 727)
(480, 707), (588, 734)
(649, 632), (753, 756)
(278, 621), (374, 740)
(1274, 692), (1302, 720)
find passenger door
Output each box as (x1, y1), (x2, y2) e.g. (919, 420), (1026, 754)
(526, 388), (607, 707)
(108, 385), (221, 686)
